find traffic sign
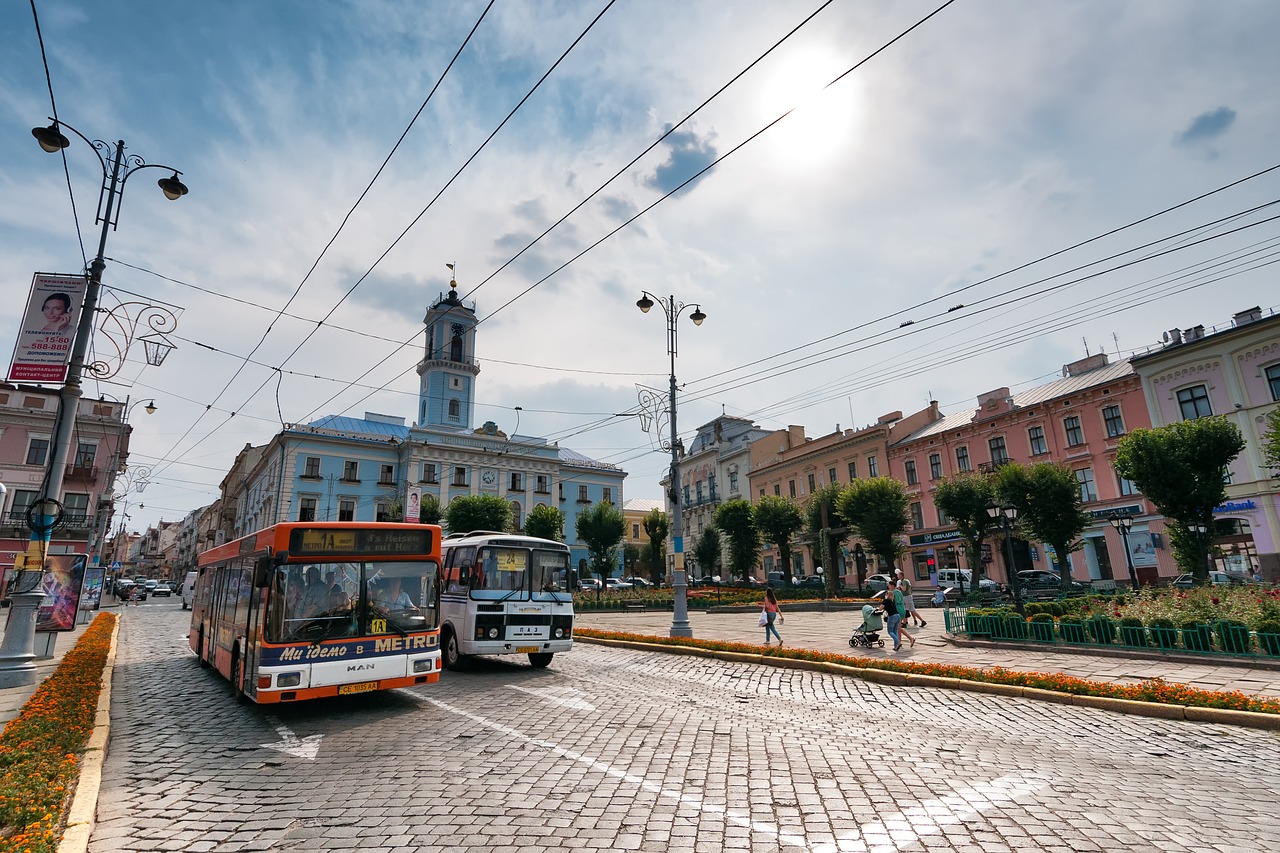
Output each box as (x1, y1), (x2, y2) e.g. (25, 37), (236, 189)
(111, 561), (122, 570)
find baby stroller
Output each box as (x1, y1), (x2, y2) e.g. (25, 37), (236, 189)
(849, 604), (886, 648)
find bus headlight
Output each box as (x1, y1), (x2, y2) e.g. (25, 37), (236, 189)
(413, 658), (433, 673)
(277, 672), (302, 688)
(554, 627), (564, 639)
(488, 627), (500, 639)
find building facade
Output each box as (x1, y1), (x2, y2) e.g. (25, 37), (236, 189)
(889, 354), (1178, 588)
(0, 385), (131, 572)
(1129, 306), (1280, 580)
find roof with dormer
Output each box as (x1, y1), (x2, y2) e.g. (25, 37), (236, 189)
(892, 358), (1136, 446)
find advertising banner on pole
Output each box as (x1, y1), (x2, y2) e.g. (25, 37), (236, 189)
(405, 485), (422, 523)
(7, 272), (87, 383)
(37, 553), (88, 632)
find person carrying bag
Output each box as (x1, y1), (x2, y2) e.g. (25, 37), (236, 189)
(761, 587), (784, 646)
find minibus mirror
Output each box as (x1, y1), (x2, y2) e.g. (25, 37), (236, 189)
(254, 556), (272, 588)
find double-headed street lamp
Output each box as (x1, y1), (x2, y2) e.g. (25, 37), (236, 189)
(1188, 521), (1214, 580)
(0, 120), (186, 688)
(637, 291), (705, 638)
(985, 502), (1024, 616)
(1108, 513), (1139, 590)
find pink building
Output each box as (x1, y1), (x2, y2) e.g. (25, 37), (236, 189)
(1129, 307), (1280, 580)
(0, 385), (132, 571)
(888, 354), (1178, 588)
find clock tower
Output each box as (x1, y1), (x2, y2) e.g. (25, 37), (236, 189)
(417, 274), (480, 429)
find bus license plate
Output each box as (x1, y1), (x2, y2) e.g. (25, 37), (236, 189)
(515, 646), (539, 653)
(338, 681), (379, 695)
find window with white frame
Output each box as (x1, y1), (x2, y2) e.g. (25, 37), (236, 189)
(25, 436), (50, 466)
(1063, 416), (1084, 447)
(909, 502), (924, 530)
(1075, 468), (1097, 502)
(729, 470), (738, 492)
(955, 446), (971, 472)
(1267, 363), (1280, 401)
(338, 498), (356, 522)
(929, 453), (943, 480)
(64, 493), (90, 521)
(937, 506), (951, 526)
(1118, 474), (1139, 496)
(342, 460), (359, 481)
(303, 456), (321, 478)
(422, 462), (438, 483)
(848, 460), (857, 480)
(904, 459), (918, 485)
(298, 496), (318, 522)
(788, 480), (796, 498)
(453, 466), (467, 486)
(988, 436), (1008, 464)
(867, 456), (879, 477)
(379, 464), (395, 485)
(578, 484), (589, 502)
(510, 472), (523, 491)
(807, 473), (816, 493)
(1028, 425), (1048, 456)
(1176, 384), (1212, 420)
(73, 442), (97, 469)
(510, 502), (522, 529)
(536, 474), (549, 493)
(773, 484), (781, 496)
(603, 487), (613, 505)
(1102, 405), (1125, 437)
(448, 398), (461, 421)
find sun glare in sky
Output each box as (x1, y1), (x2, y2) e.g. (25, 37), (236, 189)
(755, 50), (860, 169)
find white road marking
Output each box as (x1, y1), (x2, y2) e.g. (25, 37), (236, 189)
(260, 717), (324, 760)
(404, 689), (1042, 851)
(506, 683), (597, 711)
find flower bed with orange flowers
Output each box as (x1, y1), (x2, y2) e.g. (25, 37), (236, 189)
(575, 627), (1280, 715)
(0, 612), (116, 853)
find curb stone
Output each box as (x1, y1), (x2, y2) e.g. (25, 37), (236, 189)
(58, 615), (119, 853)
(578, 635), (1280, 731)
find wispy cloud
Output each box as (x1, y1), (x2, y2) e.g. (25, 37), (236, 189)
(1175, 106), (1236, 146)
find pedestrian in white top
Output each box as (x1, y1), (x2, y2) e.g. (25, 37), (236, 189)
(896, 570), (926, 628)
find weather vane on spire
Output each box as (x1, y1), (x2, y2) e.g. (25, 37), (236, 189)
(446, 262), (457, 291)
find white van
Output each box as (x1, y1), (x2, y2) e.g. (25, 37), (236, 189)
(935, 568), (999, 594)
(180, 570), (198, 610)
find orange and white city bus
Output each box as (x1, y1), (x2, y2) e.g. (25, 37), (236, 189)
(190, 521), (442, 703)
(439, 530), (573, 669)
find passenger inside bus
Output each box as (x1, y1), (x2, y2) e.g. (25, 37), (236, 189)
(300, 566), (329, 617)
(375, 576), (416, 612)
(325, 570), (351, 611)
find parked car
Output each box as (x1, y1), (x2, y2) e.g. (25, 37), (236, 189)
(794, 575), (825, 588)
(935, 568), (1000, 595)
(151, 581), (172, 597)
(1172, 571), (1253, 588)
(605, 578), (633, 591)
(865, 573), (895, 593)
(1016, 570), (1089, 599)
(623, 576), (654, 589)
(577, 577), (601, 591)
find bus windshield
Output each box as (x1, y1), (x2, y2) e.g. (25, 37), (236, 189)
(267, 560), (439, 643)
(471, 546), (569, 601)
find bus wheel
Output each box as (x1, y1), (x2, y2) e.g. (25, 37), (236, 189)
(442, 628), (462, 670)
(196, 629), (210, 668)
(528, 652), (553, 668)
(231, 647), (246, 704)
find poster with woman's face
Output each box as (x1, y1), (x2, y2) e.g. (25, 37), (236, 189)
(37, 554), (88, 632)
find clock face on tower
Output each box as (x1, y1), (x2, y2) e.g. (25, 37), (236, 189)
(482, 470), (496, 486)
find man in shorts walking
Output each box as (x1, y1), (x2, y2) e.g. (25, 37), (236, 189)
(897, 570), (926, 628)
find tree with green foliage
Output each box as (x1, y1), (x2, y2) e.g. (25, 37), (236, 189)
(713, 499), (759, 582)
(692, 526), (722, 580)
(418, 493), (443, 526)
(804, 483), (847, 595)
(641, 508), (669, 583)
(932, 472), (997, 595)
(836, 477), (908, 572)
(1115, 416), (1246, 583)
(1262, 407), (1280, 477)
(524, 504), (565, 541)
(443, 494), (512, 536)
(994, 462), (1091, 584)
(754, 495), (804, 583)
(575, 500), (627, 583)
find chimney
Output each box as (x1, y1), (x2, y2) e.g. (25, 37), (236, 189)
(1062, 352), (1109, 377)
(1233, 306), (1262, 328)
(877, 411), (903, 425)
(1164, 328), (1183, 346)
(1183, 325), (1205, 342)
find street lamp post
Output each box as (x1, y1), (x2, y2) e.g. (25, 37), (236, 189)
(986, 502), (1023, 617)
(1108, 513), (1139, 590)
(1188, 522), (1213, 581)
(637, 291), (705, 638)
(0, 120), (186, 688)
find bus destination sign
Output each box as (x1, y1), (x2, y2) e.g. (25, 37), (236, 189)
(289, 527), (434, 558)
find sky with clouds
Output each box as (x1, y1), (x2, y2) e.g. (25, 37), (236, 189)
(2, 0), (1278, 535)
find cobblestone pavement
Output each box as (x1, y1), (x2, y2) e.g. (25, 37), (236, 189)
(575, 609), (1280, 699)
(92, 605), (1280, 852)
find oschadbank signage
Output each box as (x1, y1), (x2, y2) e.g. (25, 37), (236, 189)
(908, 529), (963, 547)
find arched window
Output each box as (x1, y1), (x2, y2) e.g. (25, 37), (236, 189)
(448, 399), (460, 420)
(450, 333), (464, 362)
(510, 501), (522, 530)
